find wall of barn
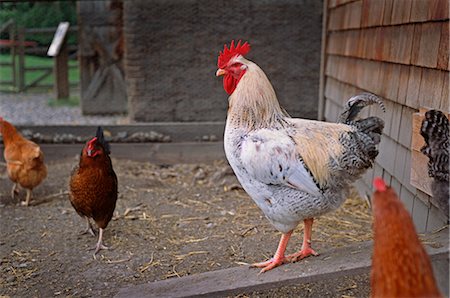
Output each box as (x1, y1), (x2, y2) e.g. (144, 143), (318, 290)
(123, 0), (323, 122)
(322, 0), (449, 232)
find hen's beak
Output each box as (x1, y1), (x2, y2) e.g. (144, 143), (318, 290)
(87, 149), (93, 157)
(216, 69), (226, 77)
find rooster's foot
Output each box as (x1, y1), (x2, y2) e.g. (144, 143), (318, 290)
(286, 247), (318, 262)
(251, 256), (288, 273)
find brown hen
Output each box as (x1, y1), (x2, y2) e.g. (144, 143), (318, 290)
(371, 177), (442, 298)
(69, 126), (118, 257)
(0, 117), (47, 206)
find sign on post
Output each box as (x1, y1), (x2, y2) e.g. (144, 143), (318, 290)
(48, 22), (70, 99)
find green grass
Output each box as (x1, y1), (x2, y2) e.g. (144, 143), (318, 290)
(0, 53), (79, 92)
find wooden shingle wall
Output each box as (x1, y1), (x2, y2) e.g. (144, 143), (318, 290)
(323, 0), (449, 232)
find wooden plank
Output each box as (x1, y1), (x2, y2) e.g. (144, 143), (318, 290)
(410, 0), (431, 22)
(405, 66), (422, 109)
(383, 0), (394, 25)
(440, 72), (449, 112)
(416, 22), (442, 68)
(418, 68), (444, 109)
(391, 0), (412, 25)
(412, 192), (430, 232)
(437, 21), (449, 70)
(390, 24), (414, 65)
(114, 236), (449, 298)
(0, 142), (226, 165)
(428, 0), (449, 20)
(12, 122), (226, 143)
(410, 23), (422, 66)
(397, 65), (410, 105)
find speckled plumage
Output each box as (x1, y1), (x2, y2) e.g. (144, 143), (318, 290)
(223, 57), (385, 234)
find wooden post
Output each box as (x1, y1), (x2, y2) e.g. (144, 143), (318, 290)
(54, 39), (69, 99)
(17, 27), (25, 91)
(48, 22), (70, 99)
(9, 23), (17, 90)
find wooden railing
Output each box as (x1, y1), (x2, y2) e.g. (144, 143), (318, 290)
(0, 21), (78, 92)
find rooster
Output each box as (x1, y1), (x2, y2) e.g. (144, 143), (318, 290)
(420, 110), (449, 218)
(69, 126), (118, 257)
(0, 117), (47, 206)
(371, 177), (442, 297)
(215, 41), (384, 272)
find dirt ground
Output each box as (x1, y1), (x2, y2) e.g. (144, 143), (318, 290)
(0, 156), (373, 297)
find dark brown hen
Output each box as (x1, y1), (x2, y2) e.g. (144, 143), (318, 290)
(69, 126), (118, 257)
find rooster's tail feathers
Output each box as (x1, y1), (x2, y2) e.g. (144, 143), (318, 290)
(339, 93), (385, 124)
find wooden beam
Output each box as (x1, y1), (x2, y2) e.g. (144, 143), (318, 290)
(114, 230), (449, 298)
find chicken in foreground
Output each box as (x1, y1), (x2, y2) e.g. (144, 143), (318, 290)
(69, 126), (118, 257)
(420, 110), (449, 218)
(216, 41), (385, 273)
(371, 177), (442, 298)
(0, 117), (47, 206)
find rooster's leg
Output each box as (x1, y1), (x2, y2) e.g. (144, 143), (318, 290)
(82, 217), (96, 236)
(20, 189), (32, 206)
(251, 230), (292, 273)
(11, 183), (19, 200)
(286, 218), (318, 262)
(93, 228), (109, 259)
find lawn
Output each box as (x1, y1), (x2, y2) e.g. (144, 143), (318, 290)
(0, 53), (79, 92)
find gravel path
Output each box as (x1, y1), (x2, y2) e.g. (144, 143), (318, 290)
(0, 92), (129, 125)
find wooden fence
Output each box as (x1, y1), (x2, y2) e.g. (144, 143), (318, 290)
(0, 20), (78, 92)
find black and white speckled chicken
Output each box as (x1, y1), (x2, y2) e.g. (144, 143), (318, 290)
(420, 109), (449, 218)
(216, 40), (385, 272)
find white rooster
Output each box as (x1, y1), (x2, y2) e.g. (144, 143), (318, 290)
(216, 40), (385, 273)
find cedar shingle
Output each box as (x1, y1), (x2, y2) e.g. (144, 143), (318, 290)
(405, 66), (422, 109)
(410, 23), (422, 66)
(397, 65), (410, 105)
(440, 72), (449, 111)
(410, 0), (431, 22)
(416, 22), (442, 68)
(437, 21), (449, 70)
(428, 0), (449, 20)
(383, 0), (394, 25)
(418, 68), (444, 108)
(391, 0), (412, 25)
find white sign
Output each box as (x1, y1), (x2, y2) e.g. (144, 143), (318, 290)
(47, 22), (70, 57)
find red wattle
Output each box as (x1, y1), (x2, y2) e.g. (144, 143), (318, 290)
(224, 74), (237, 95)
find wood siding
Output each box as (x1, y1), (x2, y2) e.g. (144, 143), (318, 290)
(323, 0), (449, 232)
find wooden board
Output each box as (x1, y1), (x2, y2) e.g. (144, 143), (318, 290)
(114, 231), (449, 298)
(47, 22), (69, 57)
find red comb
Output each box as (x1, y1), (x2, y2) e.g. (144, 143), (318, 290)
(217, 40), (251, 68)
(373, 177), (387, 191)
(87, 137), (97, 149)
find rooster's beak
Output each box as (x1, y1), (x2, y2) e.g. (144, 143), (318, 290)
(216, 69), (226, 77)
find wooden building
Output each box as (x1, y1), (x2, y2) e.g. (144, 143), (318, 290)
(321, 0), (449, 232)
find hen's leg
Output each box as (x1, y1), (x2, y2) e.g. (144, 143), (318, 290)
(251, 230), (292, 273)
(20, 189), (32, 206)
(93, 228), (109, 259)
(286, 218), (318, 261)
(82, 217), (95, 236)
(11, 183), (19, 200)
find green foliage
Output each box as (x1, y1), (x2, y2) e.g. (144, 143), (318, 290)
(0, 2), (77, 45)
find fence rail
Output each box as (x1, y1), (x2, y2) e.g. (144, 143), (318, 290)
(0, 20), (78, 92)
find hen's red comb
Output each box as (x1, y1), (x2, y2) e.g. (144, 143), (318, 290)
(217, 40), (251, 69)
(87, 137), (97, 149)
(373, 177), (387, 191)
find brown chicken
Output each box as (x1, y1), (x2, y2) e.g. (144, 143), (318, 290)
(371, 177), (442, 298)
(0, 117), (47, 206)
(69, 126), (118, 257)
